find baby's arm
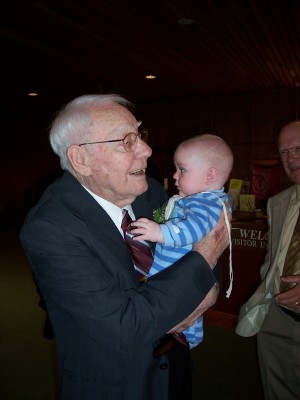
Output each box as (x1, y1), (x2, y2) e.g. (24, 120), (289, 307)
(130, 218), (164, 243)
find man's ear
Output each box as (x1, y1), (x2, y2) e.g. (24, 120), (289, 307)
(207, 167), (218, 184)
(67, 145), (91, 176)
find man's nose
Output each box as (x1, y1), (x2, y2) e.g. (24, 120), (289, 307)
(137, 137), (152, 157)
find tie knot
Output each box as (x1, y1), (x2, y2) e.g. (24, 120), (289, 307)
(122, 209), (132, 232)
(121, 208), (153, 281)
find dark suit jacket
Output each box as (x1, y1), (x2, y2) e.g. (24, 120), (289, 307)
(20, 171), (217, 400)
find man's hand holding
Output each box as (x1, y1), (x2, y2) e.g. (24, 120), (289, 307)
(192, 208), (231, 269)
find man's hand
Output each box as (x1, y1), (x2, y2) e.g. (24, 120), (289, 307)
(275, 274), (300, 311)
(192, 207), (231, 269)
(168, 284), (219, 333)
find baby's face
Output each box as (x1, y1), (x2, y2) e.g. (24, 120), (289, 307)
(173, 145), (210, 196)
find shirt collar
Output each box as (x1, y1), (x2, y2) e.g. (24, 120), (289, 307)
(82, 186), (135, 231)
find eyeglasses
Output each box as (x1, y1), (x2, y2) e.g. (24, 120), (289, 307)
(78, 129), (148, 152)
(279, 145), (300, 160)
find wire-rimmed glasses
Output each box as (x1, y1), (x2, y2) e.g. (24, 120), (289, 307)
(279, 145), (300, 161)
(78, 129), (148, 152)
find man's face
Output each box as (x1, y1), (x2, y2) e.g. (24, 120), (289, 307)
(81, 104), (152, 207)
(278, 123), (300, 184)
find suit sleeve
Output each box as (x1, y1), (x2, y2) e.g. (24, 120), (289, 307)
(20, 213), (216, 350)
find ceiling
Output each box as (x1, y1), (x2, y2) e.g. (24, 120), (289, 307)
(1, 0), (300, 112)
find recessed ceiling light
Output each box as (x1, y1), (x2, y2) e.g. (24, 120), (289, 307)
(28, 92), (39, 96)
(177, 18), (194, 25)
(145, 75), (157, 80)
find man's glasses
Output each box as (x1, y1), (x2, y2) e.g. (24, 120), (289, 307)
(279, 145), (300, 161)
(78, 129), (148, 152)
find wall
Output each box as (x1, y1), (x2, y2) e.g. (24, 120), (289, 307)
(136, 87), (296, 195)
(0, 87), (297, 227)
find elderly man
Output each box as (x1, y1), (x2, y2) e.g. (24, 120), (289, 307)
(236, 121), (300, 400)
(20, 94), (229, 400)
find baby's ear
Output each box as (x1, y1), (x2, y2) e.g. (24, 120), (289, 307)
(207, 167), (218, 184)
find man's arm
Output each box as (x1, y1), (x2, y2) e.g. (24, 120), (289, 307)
(167, 208), (231, 332)
(192, 208), (231, 268)
(168, 284), (219, 333)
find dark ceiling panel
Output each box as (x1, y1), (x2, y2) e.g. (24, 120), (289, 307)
(1, 0), (300, 112)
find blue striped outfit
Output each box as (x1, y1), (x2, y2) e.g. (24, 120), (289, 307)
(148, 189), (228, 349)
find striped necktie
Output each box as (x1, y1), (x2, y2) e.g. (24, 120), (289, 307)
(122, 209), (153, 281)
(280, 206), (300, 292)
(122, 209), (188, 350)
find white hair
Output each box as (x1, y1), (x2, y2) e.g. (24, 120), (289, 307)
(49, 94), (132, 171)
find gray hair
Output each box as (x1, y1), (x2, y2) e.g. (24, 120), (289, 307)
(49, 94), (132, 171)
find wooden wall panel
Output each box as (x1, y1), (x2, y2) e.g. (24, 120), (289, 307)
(138, 87), (297, 190)
(229, 144), (252, 182)
(251, 88), (295, 155)
(210, 91), (252, 144)
(137, 94), (212, 148)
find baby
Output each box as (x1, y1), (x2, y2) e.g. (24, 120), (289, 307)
(131, 134), (233, 349)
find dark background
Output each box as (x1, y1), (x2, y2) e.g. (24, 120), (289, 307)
(1, 0), (299, 226)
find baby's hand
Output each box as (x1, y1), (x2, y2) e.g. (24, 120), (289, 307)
(130, 218), (164, 243)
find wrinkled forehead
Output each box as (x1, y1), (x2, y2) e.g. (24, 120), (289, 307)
(278, 122), (300, 146)
(90, 104), (138, 138)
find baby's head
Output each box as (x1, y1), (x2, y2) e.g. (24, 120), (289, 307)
(173, 134), (233, 196)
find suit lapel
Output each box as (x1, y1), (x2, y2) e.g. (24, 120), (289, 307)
(55, 172), (137, 277)
(55, 172), (161, 277)
(132, 196), (156, 253)
(271, 187), (294, 250)
(132, 196), (154, 219)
